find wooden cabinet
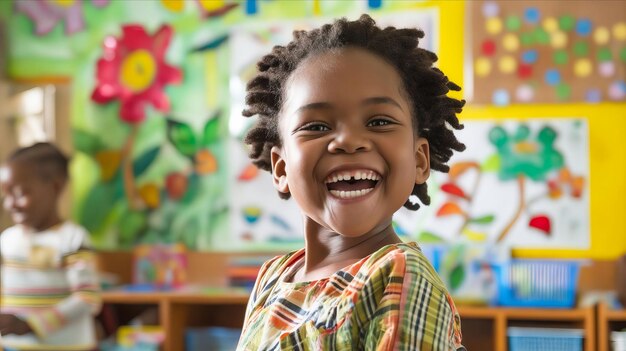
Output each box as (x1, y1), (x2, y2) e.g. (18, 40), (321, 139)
(96, 253), (614, 351)
(102, 290), (249, 351)
(598, 302), (626, 351)
(459, 306), (595, 351)
(102, 290), (596, 351)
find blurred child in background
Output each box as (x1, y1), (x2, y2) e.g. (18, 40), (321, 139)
(0, 142), (101, 351)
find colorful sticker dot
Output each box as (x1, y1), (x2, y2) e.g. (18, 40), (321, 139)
(521, 32), (534, 46)
(559, 15), (575, 32)
(482, 1), (499, 18)
(534, 27), (550, 44)
(368, 0), (382, 9)
(517, 63), (533, 79)
(493, 89), (510, 106)
(585, 89), (601, 103)
(481, 40), (497, 56)
(486, 17), (503, 35)
(506, 15), (522, 31)
(576, 18), (592, 36)
(516, 85), (534, 102)
(475, 57), (492, 77)
(599, 61), (615, 77)
(556, 83), (572, 100)
(574, 58), (593, 77)
(620, 47), (626, 62)
(613, 22), (626, 41)
(543, 17), (558, 33)
(553, 50), (568, 65)
(597, 47), (612, 62)
(522, 50), (538, 64)
(499, 55), (517, 74)
(545, 69), (561, 85)
(573, 41), (589, 57)
(524, 7), (540, 24)
(608, 81), (626, 100)
(503, 33), (520, 52)
(551, 31), (568, 49)
(594, 27), (610, 45)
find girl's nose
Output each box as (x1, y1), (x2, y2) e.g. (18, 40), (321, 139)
(327, 127), (372, 154)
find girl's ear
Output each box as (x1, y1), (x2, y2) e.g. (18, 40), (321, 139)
(270, 146), (290, 194)
(414, 137), (430, 185)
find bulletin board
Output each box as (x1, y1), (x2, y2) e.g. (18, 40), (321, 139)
(468, 0), (626, 105)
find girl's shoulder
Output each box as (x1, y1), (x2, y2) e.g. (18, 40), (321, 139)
(360, 242), (448, 294)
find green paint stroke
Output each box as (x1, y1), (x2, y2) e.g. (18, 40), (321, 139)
(488, 124), (564, 182)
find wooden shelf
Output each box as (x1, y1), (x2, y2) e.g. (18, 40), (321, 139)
(102, 289), (250, 305)
(102, 288), (250, 351)
(101, 290), (596, 351)
(458, 305), (595, 351)
(95, 253), (615, 351)
(597, 302), (626, 351)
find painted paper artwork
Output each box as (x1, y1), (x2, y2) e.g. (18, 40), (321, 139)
(398, 119), (590, 249)
(133, 243), (188, 288)
(468, 1), (626, 104)
(225, 10), (439, 251)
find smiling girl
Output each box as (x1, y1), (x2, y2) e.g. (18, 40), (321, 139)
(237, 15), (466, 351)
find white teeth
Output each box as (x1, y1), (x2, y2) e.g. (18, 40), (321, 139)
(329, 188), (374, 199)
(325, 170), (381, 184)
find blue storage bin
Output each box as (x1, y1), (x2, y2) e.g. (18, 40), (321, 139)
(185, 327), (241, 351)
(508, 327), (583, 351)
(494, 259), (580, 308)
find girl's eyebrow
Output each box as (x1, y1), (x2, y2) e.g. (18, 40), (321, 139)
(295, 96), (404, 113)
(295, 102), (333, 114)
(362, 96), (404, 111)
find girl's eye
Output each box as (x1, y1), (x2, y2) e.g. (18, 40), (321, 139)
(368, 119), (392, 127)
(299, 123), (330, 132)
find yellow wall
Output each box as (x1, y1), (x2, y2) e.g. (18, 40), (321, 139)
(421, 1), (626, 259)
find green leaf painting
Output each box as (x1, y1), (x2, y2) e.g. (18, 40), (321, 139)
(202, 111), (221, 147)
(73, 129), (103, 155)
(167, 119), (198, 158)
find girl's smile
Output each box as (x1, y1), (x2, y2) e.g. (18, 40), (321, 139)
(324, 167), (381, 200)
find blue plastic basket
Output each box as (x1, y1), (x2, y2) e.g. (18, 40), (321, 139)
(494, 259), (580, 308)
(508, 327), (583, 351)
(185, 327), (241, 351)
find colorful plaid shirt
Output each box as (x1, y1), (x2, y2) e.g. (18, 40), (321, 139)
(237, 242), (463, 351)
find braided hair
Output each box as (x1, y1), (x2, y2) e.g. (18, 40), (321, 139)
(243, 14), (465, 210)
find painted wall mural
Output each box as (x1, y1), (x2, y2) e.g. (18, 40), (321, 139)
(4, 1), (591, 251)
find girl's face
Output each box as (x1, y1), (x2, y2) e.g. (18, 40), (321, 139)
(0, 161), (61, 231)
(271, 48), (430, 237)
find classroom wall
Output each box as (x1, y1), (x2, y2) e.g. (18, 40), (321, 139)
(1, 0), (624, 259)
(430, 1), (626, 259)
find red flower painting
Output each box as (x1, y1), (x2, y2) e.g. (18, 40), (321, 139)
(91, 24), (182, 123)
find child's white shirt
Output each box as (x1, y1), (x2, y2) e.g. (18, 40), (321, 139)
(0, 221), (101, 350)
